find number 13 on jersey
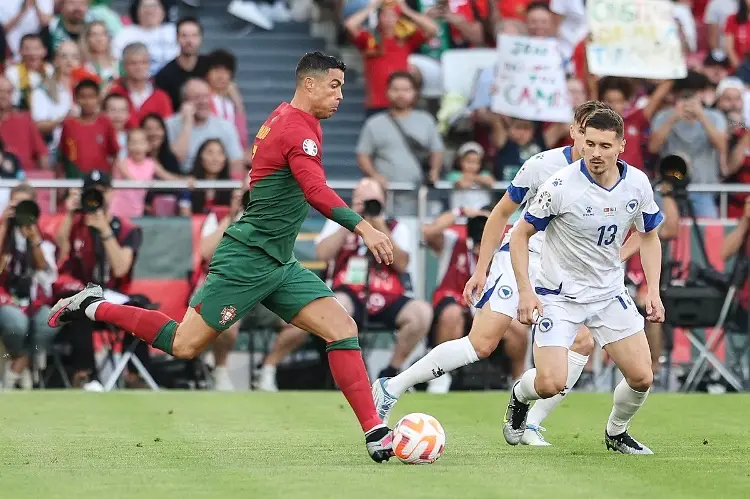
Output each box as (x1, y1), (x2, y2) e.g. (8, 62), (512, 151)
(597, 225), (617, 246)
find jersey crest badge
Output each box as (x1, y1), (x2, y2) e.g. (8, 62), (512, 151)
(497, 285), (513, 299)
(302, 139), (318, 156)
(537, 317), (553, 332)
(626, 199), (638, 214)
(219, 306), (237, 326)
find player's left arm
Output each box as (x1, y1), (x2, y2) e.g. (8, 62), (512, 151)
(634, 187), (665, 323)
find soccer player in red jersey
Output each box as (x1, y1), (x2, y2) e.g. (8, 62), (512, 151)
(48, 52), (397, 462)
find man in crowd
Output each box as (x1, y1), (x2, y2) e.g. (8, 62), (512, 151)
(165, 78), (244, 174)
(0, 75), (49, 171)
(421, 206), (527, 393)
(0, 184), (58, 389)
(255, 178), (432, 384)
(108, 42), (173, 129)
(155, 16), (209, 110)
(5, 33), (51, 110)
(54, 170), (142, 387)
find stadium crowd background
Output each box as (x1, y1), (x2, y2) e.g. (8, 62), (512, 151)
(0, 0), (747, 393)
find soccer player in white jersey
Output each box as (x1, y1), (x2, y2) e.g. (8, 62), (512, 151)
(505, 109), (665, 455)
(370, 101), (610, 427)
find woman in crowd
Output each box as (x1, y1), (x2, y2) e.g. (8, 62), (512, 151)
(80, 21), (120, 87)
(113, 0), (178, 75)
(189, 139), (232, 215)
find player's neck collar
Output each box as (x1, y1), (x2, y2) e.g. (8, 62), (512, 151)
(563, 146), (574, 164)
(579, 159), (627, 192)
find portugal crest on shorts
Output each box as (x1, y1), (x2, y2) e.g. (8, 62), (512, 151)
(219, 306), (237, 326)
(497, 285), (513, 299)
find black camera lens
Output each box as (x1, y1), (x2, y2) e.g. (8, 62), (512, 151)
(363, 199), (382, 217)
(80, 186), (104, 213)
(14, 199), (40, 226)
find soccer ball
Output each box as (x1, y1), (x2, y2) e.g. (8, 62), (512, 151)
(392, 413), (446, 464)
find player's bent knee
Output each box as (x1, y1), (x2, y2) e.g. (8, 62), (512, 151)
(326, 314), (358, 342)
(535, 372), (567, 399)
(626, 368), (653, 392)
(572, 328), (595, 357)
(469, 335), (496, 360)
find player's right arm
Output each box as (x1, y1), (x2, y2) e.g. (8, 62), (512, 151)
(464, 160), (537, 304)
(284, 125), (393, 264)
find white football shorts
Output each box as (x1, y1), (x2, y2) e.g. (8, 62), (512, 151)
(534, 289), (645, 348)
(475, 250), (541, 320)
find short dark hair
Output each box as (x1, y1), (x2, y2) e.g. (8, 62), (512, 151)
(176, 16), (202, 34)
(20, 33), (43, 47)
(206, 49), (236, 76)
(387, 71), (417, 89)
(573, 100), (611, 126)
(526, 1), (551, 14)
(585, 109), (624, 139)
(295, 51), (346, 85)
(598, 77), (633, 102)
(102, 93), (128, 111)
(75, 79), (100, 97)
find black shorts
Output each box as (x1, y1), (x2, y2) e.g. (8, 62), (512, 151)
(428, 296), (472, 347)
(334, 286), (410, 330)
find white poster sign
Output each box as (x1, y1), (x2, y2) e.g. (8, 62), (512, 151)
(586, 0), (687, 79)
(491, 34), (573, 123)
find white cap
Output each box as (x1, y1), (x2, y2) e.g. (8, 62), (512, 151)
(716, 77), (745, 97)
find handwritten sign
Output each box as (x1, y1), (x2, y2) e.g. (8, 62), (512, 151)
(491, 35), (573, 123)
(586, 0), (687, 79)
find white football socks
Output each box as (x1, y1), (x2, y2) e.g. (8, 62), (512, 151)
(513, 368), (540, 404)
(84, 300), (104, 321)
(526, 350), (589, 427)
(606, 378), (650, 436)
(385, 336), (479, 398)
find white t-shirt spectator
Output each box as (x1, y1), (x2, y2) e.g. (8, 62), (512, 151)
(704, 0), (738, 56)
(30, 83), (73, 151)
(673, 2), (698, 53)
(0, 0), (54, 58)
(113, 23), (179, 75)
(549, 0), (587, 59)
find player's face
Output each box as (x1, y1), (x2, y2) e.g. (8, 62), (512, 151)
(570, 120), (586, 155)
(309, 69), (344, 119)
(582, 128), (624, 175)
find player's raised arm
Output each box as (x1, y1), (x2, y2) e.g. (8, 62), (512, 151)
(285, 129), (393, 265)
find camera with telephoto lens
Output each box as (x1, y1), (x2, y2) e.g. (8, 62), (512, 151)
(80, 186), (104, 214)
(363, 199), (383, 217)
(656, 154), (690, 196)
(12, 199), (40, 227)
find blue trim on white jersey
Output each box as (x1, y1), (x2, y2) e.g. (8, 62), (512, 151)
(562, 146), (574, 164)
(579, 159), (628, 192)
(507, 183), (528, 204)
(535, 283), (562, 296)
(524, 211), (554, 231)
(476, 274), (503, 308)
(500, 242), (509, 252)
(642, 210), (664, 233)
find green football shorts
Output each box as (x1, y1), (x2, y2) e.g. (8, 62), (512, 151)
(189, 235), (334, 331)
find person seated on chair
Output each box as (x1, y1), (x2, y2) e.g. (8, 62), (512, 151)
(0, 184), (59, 389)
(54, 169), (142, 387)
(192, 187), (285, 391)
(421, 205), (528, 394)
(255, 178), (432, 388)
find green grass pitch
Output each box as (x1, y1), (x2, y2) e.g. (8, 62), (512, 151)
(1, 391), (748, 499)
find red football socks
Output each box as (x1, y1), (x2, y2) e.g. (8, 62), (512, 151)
(95, 302), (178, 355)
(326, 338), (382, 433)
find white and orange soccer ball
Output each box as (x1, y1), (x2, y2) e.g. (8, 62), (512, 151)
(392, 413), (446, 465)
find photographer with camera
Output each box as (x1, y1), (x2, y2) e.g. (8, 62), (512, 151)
(0, 184), (59, 389)
(255, 178), (432, 386)
(54, 169), (142, 387)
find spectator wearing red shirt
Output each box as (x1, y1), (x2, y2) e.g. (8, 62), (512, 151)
(59, 79), (120, 179)
(723, 1), (750, 69)
(598, 77), (673, 172)
(107, 42), (172, 129)
(500, 0), (533, 20)
(0, 75), (48, 171)
(345, 0), (437, 116)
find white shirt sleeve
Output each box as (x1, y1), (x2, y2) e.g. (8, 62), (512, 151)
(524, 178), (563, 231)
(392, 222), (413, 256)
(507, 157), (540, 204)
(315, 219), (342, 244)
(33, 240), (58, 294)
(548, 0), (569, 16)
(634, 184), (663, 233)
(200, 212), (220, 238)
